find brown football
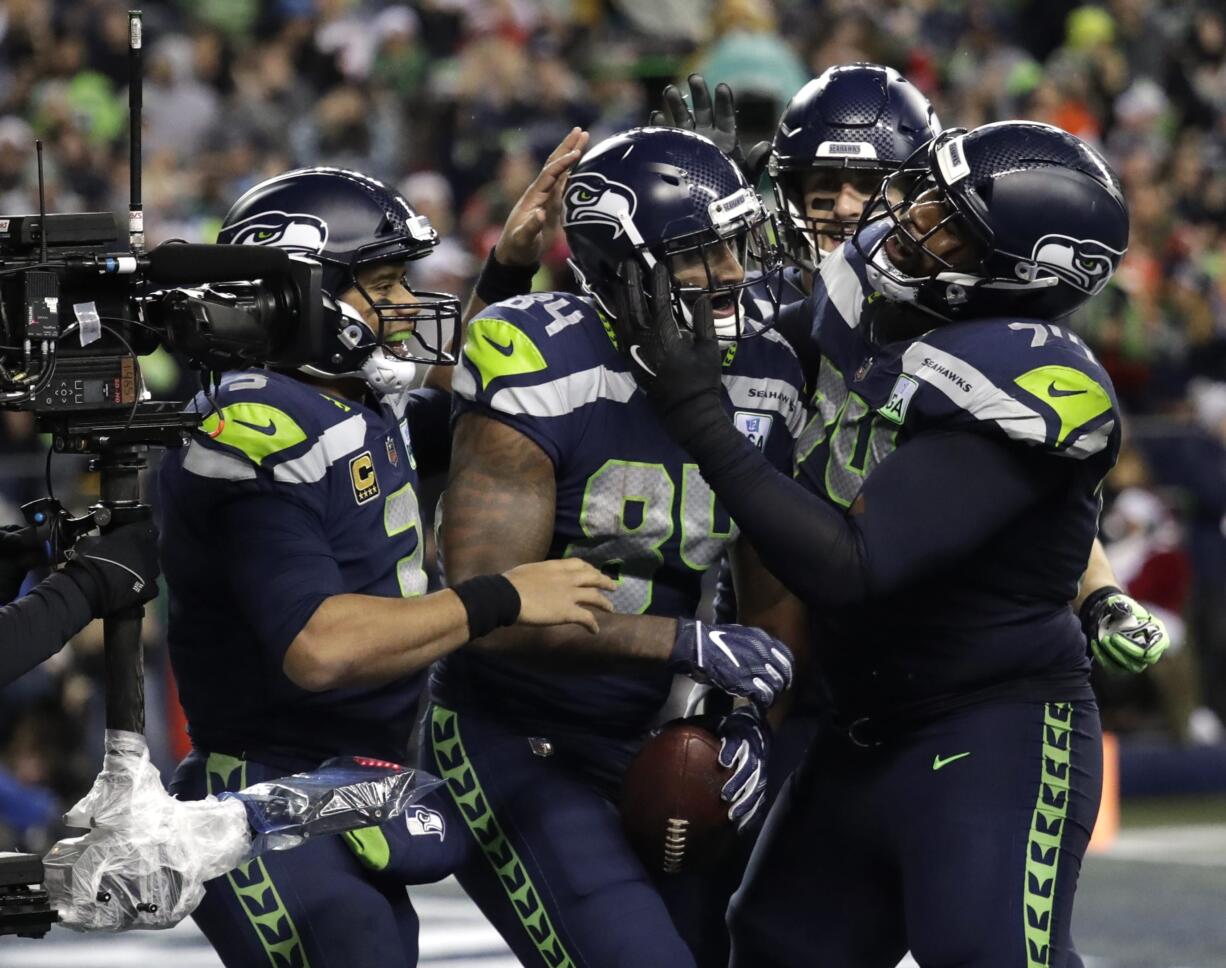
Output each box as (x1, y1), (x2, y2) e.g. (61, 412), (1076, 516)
(620, 719), (734, 874)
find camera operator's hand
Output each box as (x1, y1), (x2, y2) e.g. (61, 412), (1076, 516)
(63, 521), (161, 616)
(0, 524), (45, 601)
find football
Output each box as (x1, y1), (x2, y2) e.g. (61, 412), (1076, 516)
(620, 718), (735, 874)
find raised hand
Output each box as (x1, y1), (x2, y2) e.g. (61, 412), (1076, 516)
(504, 557), (616, 634)
(650, 73), (744, 166)
(494, 126), (590, 268)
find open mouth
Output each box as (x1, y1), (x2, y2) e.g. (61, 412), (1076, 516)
(709, 292), (738, 318)
(884, 231), (924, 274)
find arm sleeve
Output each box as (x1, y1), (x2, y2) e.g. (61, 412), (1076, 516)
(0, 572), (94, 686)
(680, 410), (1066, 607)
(403, 387), (452, 477)
(215, 493), (344, 661)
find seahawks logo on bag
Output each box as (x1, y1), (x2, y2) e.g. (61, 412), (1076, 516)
(1023, 235), (1123, 295)
(405, 807), (445, 839)
(221, 210), (329, 255)
(563, 173), (637, 238)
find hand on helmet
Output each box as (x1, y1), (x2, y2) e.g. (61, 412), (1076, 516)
(651, 74), (745, 169)
(495, 127), (589, 269)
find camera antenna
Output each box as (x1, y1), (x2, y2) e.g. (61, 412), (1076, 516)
(35, 140), (47, 265)
(127, 10), (144, 254)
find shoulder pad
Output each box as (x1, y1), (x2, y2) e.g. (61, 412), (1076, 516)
(187, 370), (365, 482)
(896, 318), (1118, 458)
(453, 293), (635, 420)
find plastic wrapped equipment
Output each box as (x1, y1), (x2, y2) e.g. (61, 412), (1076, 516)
(43, 730), (442, 932)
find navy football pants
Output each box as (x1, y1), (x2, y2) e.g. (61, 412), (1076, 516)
(170, 750), (468, 968)
(426, 703), (746, 968)
(728, 700), (1102, 968)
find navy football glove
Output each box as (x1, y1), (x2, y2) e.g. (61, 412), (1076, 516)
(669, 618), (793, 708)
(717, 705), (771, 831)
(1081, 586), (1170, 674)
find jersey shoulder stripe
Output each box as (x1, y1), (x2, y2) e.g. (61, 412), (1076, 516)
(901, 319), (1118, 458)
(455, 292), (627, 420)
(183, 370), (369, 482)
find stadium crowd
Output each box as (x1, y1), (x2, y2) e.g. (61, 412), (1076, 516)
(0, 0), (1224, 854)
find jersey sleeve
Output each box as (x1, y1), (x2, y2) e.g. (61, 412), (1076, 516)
(174, 372), (354, 657)
(451, 295), (629, 467)
(897, 320), (1120, 464)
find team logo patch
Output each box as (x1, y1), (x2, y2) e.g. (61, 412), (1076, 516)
(385, 435), (399, 467)
(563, 172), (637, 238)
(1023, 235), (1123, 295)
(734, 411), (773, 449)
(221, 210), (328, 255)
(405, 806), (445, 839)
(349, 450), (380, 504)
(879, 374), (919, 425)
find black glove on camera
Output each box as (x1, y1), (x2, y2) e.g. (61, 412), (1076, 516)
(0, 524), (46, 602)
(63, 521), (161, 617)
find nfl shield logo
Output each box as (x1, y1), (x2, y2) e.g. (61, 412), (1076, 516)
(386, 436), (399, 467)
(734, 411), (773, 449)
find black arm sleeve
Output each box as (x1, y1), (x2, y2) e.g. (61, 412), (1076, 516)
(676, 405), (1065, 607)
(0, 572), (94, 685)
(404, 387), (452, 477)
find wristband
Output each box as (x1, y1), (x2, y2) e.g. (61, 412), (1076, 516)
(1079, 584), (1123, 637)
(453, 574), (521, 639)
(474, 249), (538, 306)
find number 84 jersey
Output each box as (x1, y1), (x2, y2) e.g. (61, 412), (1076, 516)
(439, 291), (805, 732)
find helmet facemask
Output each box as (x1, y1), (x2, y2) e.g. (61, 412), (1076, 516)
(772, 164), (891, 275)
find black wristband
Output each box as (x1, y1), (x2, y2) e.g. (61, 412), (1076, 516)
(474, 249), (538, 306)
(1079, 584), (1123, 637)
(453, 574), (521, 639)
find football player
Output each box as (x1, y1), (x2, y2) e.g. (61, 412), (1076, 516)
(425, 127), (804, 968)
(159, 165), (615, 968)
(661, 67), (1167, 672)
(626, 121), (1155, 967)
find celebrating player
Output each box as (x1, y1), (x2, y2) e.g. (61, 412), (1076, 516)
(625, 120), (1151, 967)
(159, 164), (615, 968)
(426, 126), (804, 968)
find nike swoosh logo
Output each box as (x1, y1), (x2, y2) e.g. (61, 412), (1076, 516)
(628, 344), (658, 377)
(233, 418), (278, 436)
(707, 629), (742, 667)
(932, 751), (971, 771)
(1047, 382), (1087, 398)
(483, 335), (515, 357)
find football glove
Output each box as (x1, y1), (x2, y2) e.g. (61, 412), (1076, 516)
(669, 618), (793, 708)
(63, 521), (161, 616)
(650, 73), (745, 170)
(717, 705), (771, 831)
(1080, 586), (1170, 674)
(0, 524), (45, 602)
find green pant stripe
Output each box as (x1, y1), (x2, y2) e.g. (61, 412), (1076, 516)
(1023, 702), (1074, 967)
(205, 753), (311, 968)
(430, 705), (577, 968)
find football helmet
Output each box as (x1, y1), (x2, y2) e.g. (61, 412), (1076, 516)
(768, 63), (940, 272)
(218, 167), (460, 393)
(563, 126), (784, 341)
(855, 121), (1129, 322)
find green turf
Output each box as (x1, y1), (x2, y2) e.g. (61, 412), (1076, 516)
(1119, 794), (1226, 827)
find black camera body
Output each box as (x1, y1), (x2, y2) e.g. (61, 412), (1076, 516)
(0, 852), (56, 938)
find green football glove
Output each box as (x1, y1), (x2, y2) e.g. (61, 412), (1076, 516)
(1080, 586), (1170, 674)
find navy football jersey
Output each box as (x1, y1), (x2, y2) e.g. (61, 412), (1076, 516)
(794, 223), (1119, 717)
(159, 369), (432, 765)
(433, 291), (805, 732)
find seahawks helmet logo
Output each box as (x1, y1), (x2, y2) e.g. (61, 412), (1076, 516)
(404, 806), (445, 839)
(1027, 234), (1122, 295)
(221, 210), (329, 255)
(563, 173), (637, 238)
